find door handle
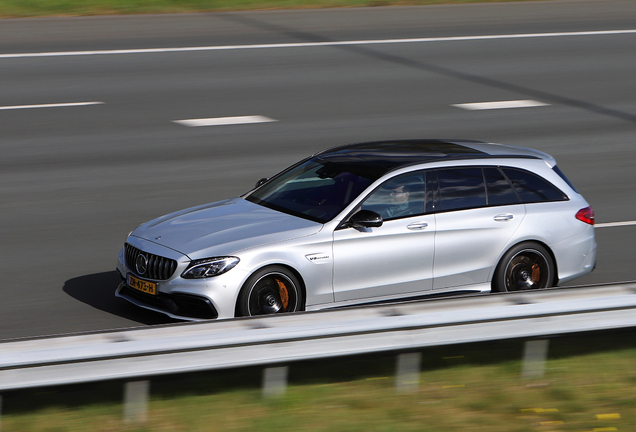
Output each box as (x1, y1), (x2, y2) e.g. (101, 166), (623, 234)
(494, 214), (514, 222)
(407, 222), (428, 230)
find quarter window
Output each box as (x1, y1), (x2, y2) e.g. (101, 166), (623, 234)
(502, 168), (568, 203)
(437, 168), (486, 211)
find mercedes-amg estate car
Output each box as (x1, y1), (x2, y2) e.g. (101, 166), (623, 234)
(116, 140), (596, 320)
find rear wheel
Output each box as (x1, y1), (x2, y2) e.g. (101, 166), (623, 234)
(493, 242), (555, 292)
(237, 266), (304, 317)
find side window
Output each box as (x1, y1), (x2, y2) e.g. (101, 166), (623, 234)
(361, 173), (425, 220)
(484, 167), (520, 206)
(502, 168), (568, 203)
(437, 168), (486, 211)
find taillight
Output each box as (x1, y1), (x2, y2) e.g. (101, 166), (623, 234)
(575, 206), (595, 225)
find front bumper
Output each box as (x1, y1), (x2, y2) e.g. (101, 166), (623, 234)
(115, 238), (247, 320)
(115, 279), (218, 320)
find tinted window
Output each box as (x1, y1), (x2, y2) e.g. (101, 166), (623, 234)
(361, 173), (425, 220)
(502, 168), (568, 203)
(437, 168), (486, 211)
(484, 168), (520, 206)
(247, 159), (376, 223)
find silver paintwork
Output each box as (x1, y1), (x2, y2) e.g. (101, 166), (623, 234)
(116, 142), (596, 320)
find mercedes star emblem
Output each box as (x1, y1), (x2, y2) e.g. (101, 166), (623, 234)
(135, 254), (148, 275)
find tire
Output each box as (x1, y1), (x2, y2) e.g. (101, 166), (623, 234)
(492, 242), (555, 293)
(236, 266), (305, 317)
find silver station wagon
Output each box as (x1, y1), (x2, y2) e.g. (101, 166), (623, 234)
(116, 140), (596, 320)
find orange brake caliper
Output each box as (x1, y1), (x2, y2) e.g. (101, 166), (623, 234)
(531, 264), (541, 282)
(275, 278), (289, 311)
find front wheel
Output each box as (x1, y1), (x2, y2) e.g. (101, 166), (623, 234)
(492, 242), (555, 292)
(236, 266), (304, 317)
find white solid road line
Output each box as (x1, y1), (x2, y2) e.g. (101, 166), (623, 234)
(173, 115), (277, 127)
(0, 101), (104, 110)
(1, 29), (635, 59)
(453, 100), (550, 110)
(595, 221), (636, 228)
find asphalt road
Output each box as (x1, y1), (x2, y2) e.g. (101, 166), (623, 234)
(1, 0), (635, 340)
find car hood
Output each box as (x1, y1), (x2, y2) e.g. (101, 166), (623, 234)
(130, 198), (322, 259)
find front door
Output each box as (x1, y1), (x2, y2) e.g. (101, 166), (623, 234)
(332, 172), (435, 302)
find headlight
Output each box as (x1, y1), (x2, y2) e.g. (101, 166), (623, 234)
(181, 257), (240, 279)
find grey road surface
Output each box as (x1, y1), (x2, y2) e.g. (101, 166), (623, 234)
(1, 0), (635, 340)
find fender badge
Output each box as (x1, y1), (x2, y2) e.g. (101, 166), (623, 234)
(305, 253), (330, 262)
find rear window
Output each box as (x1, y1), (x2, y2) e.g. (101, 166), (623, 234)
(502, 168), (568, 203)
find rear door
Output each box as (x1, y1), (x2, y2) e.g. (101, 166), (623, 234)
(432, 167), (526, 289)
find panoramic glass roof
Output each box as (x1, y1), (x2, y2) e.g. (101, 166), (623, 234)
(314, 140), (487, 177)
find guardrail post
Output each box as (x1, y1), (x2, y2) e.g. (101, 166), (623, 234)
(522, 339), (549, 379)
(123, 380), (150, 424)
(396, 352), (421, 393)
(262, 366), (288, 398)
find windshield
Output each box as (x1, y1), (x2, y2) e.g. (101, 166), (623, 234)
(246, 158), (380, 223)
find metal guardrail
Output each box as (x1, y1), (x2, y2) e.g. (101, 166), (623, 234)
(1, 283), (635, 392)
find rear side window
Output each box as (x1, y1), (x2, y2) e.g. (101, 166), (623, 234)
(502, 168), (568, 203)
(484, 168), (520, 206)
(437, 168), (486, 211)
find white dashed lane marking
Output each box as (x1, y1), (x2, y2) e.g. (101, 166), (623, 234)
(452, 100), (550, 110)
(173, 115), (277, 127)
(595, 221), (636, 228)
(0, 101), (104, 110)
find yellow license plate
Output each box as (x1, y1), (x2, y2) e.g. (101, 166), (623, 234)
(127, 274), (157, 295)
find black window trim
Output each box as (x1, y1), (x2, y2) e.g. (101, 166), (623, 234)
(428, 165), (568, 215)
(336, 163), (570, 228)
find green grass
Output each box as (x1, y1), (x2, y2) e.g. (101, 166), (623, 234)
(2, 336), (636, 432)
(0, 0), (547, 18)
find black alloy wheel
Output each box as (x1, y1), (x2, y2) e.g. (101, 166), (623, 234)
(237, 266), (304, 317)
(493, 242), (555, 292)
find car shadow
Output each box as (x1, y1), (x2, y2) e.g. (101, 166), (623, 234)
(63, 271), (179, 326)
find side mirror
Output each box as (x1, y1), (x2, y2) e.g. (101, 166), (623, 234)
(346, 210), (383, 229)
(255, 178), (268, 188)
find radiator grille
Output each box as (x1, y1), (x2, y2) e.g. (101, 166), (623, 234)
(124, 243), (178, 280)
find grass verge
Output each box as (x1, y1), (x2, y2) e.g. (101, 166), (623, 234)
(0, 0), (548, 18)
(2, 332), (636, 431)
